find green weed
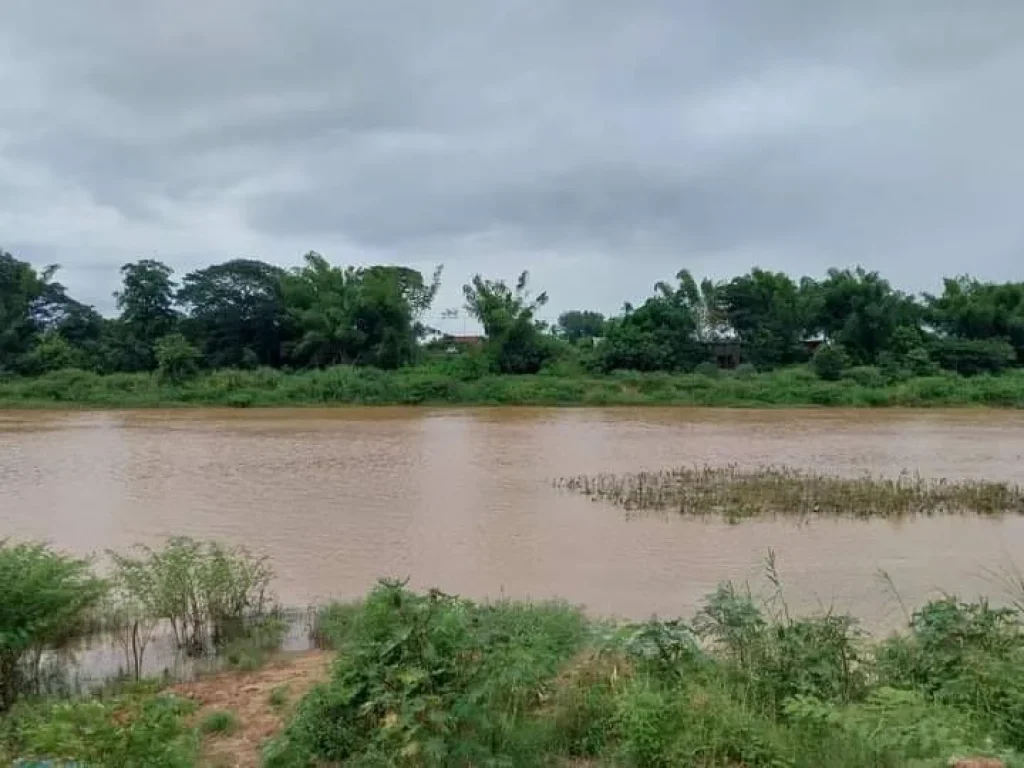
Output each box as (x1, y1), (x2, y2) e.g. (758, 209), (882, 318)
(199, 709), (238, 735)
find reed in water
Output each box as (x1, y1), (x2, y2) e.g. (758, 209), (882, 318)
(556, 465), (1024, 519)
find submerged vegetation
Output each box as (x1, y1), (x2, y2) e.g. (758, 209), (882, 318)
(557, 465), (1024, 520)
(5, 536), (1024, 765)
(5, 246), (1024, 407)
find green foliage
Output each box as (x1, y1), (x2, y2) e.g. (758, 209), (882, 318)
(462, 270), (553, 374)
(784, 688), (997, 766)
(199, 709), (238, 735)
(811, 344), (849, 381)
(154, 333), (201, 383)
(6, 243), (1024, 385)
(926, 276), (1024, 360)
(556, 309), (607, 342)
(177, 258), (287, 368)
(929, 337), (1018, 376)
(0, 542), (106, 711)
(268, 685), (290, 710)
(694, 360), (720, 377)
(114, 260), (179, 371)
(809, 267), (920, 364)
(110, 537), (274, 657)
(0, 693), (198, 767)
(280, 253), (439, 369)
(19, 331), (85, 375)
(720, 268), (813, 367)
(221, 615), (288, 671)
(269, 580), (586, 766)
(597, 270), (710, 372)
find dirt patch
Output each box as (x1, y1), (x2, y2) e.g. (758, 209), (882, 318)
(172, 650), (333, 768)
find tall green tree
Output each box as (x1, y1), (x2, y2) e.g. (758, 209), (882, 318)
(806, 267), (919, 364)
(719, 269), (811, 367)
(925, 277), (1024, 361)
(1, 250), (47, 371)
(556, 310), (606, 343)
(463, 271), (552, 374)
(177, 259), (286, 368)
(597, 270), (708, 372)
(281, 253), (437, 369)
(113, 260), (179, 370)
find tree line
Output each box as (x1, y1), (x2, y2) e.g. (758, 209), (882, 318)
(2, 246), (1023, 380)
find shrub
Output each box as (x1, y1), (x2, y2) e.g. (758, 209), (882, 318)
(0, 541), (106, 711)
(221, 614), (288, 671)
(110, 537), (274, 657)
(270, 580), (585, 766)
(929, 337), (1017, 376)
(200, 709), (238, 735)
(811, 344), (849, 381)
(694, 361), (720, 378)
(155, 333), (202, 383)
(842, 365), (886, 388)
(0, 693), (197, 767)
(268, 685), (290, 710)
(734, 362), (758, 379)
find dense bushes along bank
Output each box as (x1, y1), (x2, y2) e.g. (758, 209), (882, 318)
(4, 363), (1024, 408)
(7, 542), (1024, 766)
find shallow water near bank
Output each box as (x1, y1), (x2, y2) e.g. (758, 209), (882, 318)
(3, 407), (1024, 633)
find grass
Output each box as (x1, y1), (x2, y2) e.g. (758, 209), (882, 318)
(2, 363), (1024, 408)
(268, 685), (289, 710)
(199, 709), (239, 735)
(0, 691), (199, 767)
(557, 465), (1024, 520)
(6, 575), (1024, 766)
(259, 578), (1024, 767)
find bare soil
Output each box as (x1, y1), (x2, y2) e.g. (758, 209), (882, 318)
(172, 650), (332, 768)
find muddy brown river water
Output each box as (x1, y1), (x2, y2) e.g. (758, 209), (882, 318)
(2, 407), (1024, 631)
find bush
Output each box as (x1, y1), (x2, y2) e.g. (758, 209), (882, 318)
(0, 693), (198, 767)
(200, 709), (238, 735)
(0, 541), (106, 711)
(269, 580), (586, 766)
(221, 614), (288, 671)
(734, 362), (758, 379)
(811, 344), (849, 381)
(694, 361), (720, 378)
(155, 333), (201, 383)
(842, 365), (886, 388)
(929, 337), (1017, 376)
(110, 537), (275, 657)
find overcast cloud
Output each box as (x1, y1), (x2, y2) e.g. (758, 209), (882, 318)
(1, 1), (1023, 328)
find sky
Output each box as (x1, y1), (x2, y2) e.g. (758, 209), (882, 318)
(2, 2), (1023, 332)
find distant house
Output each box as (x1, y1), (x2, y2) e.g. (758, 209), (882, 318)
(803, 338), (825, 355)
(437, 334), (485, 354)
(448, 334), (484, 347)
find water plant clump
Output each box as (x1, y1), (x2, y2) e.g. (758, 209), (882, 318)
(556, 465), (1024, 519)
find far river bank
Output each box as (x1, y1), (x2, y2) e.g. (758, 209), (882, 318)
(2, 365), (1024, 408)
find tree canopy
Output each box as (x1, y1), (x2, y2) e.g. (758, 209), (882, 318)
(2, 246), (1023, 380)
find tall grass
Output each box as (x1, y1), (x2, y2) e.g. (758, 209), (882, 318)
(265, 578), (1024, 767)
(557, 465), (1024, 519)
(2, 364), (1024, 407)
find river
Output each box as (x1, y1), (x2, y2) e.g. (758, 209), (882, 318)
(2, 407), (1023, 630)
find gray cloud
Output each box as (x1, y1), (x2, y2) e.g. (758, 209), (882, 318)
(2, 1), (1023, 324)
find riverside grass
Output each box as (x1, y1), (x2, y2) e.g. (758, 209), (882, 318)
(262, 579), (1024, 768)
(557, 465), (1024, 520)
(3, 364), (1024, 408)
